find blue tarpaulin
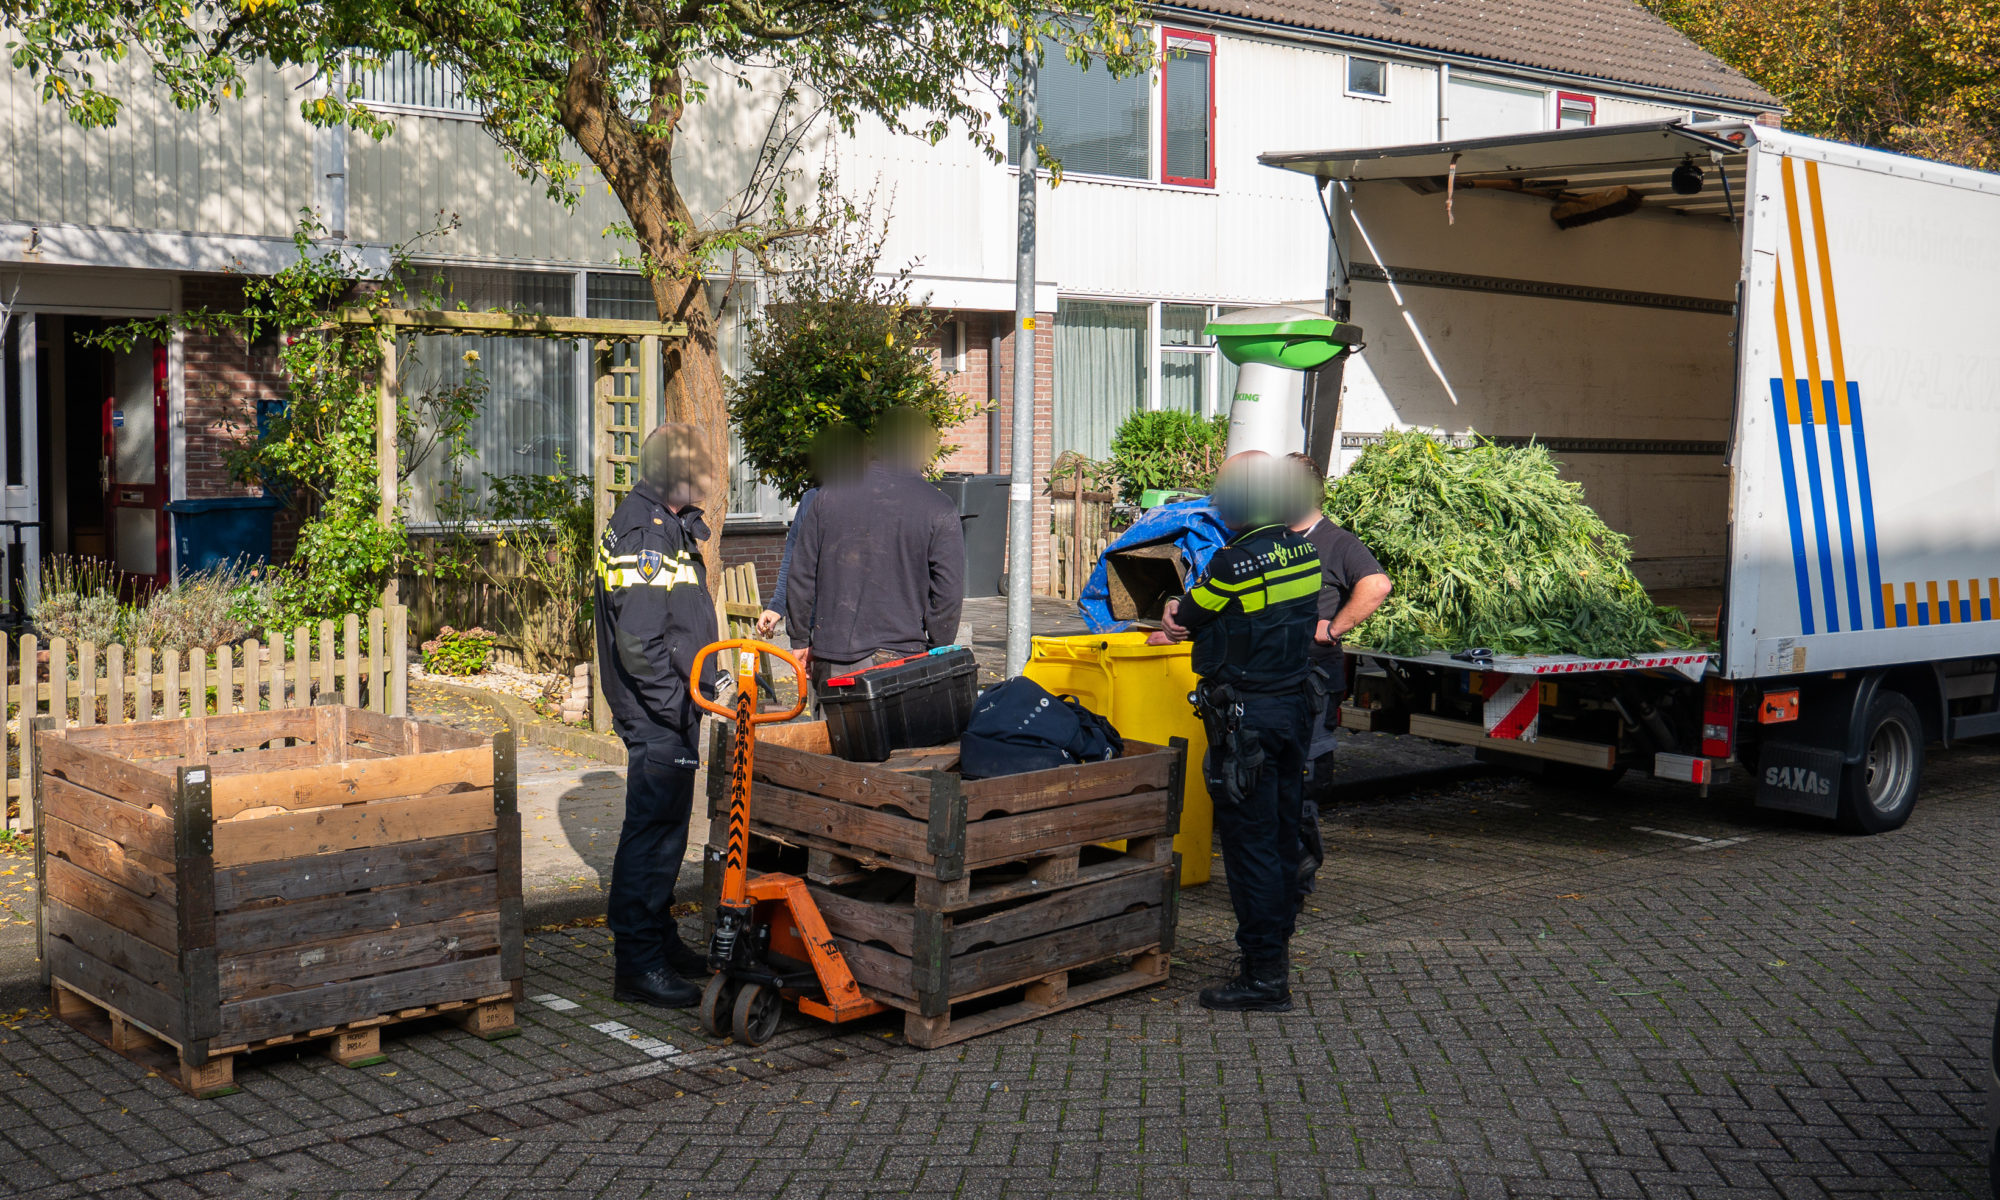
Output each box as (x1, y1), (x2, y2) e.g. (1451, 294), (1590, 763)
(1077, 499), (1233, 633)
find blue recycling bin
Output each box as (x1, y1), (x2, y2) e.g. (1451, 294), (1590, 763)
(163, 495), (283, 578)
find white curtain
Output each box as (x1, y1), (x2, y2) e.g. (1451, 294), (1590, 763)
(1055, 300), (1148, 461)
(403, 267), (577, 524)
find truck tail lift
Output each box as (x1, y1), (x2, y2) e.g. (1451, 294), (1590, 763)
(692, 638), (887, 1046)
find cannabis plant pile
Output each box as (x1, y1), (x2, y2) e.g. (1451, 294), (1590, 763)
(1325, 432), (1701, 657)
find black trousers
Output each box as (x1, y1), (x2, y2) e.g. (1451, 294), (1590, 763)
(608, 733), (699, 977)
(1212, 691), (1314, 969)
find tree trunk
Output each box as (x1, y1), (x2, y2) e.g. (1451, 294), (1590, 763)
(646, 257), (731, 592)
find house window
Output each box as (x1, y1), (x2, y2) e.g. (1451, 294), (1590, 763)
(353, 51), (483, 118)
(403, 266), (577, 524)
(1346, 56), (1388, 100)
(1011, 26), (1218, 187)
(1556, 92), (1596, 129)
(937, 319), (967, 375)
(1054, 300), (1149, 460)
(1158, 304), (1214, 415)
(1009, 38), (1152, 180)
(1161, 32), (1215, 187)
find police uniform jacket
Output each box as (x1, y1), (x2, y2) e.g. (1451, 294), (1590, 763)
(1174, 524), (1322, 691)
(593, 480), (720, 747)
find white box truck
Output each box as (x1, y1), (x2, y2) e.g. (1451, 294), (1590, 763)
(1260, 119), (2000, 833)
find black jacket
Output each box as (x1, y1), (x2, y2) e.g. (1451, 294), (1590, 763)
(784, 465), (966, 664)
(1174, 524), (1321, 692)
(593, 480), (720, 747)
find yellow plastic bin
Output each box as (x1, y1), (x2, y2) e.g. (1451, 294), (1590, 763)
(1022, 631), (1213, 886)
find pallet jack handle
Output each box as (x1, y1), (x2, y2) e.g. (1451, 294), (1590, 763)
(691, 639), (807, 914)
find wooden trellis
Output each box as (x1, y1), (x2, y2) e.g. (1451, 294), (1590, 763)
(336, 307), (685, 731)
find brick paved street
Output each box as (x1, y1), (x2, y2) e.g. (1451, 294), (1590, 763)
(1, 737), (1995, 1198)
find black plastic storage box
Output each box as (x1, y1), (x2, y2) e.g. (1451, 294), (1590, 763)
(819, 646), (979, 762)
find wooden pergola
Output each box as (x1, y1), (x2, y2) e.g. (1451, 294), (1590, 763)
(338, 308), (688, 732)
(336, 306), (689, 592)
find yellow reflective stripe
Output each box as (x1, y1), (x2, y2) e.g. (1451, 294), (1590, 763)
(1266, 575), (1320, 604)
(1238, 591), (1267, 613)
(1189, 583), (1231, 611)
(1200, 574), (1259, 593)
(1264, 559), (1319, 582)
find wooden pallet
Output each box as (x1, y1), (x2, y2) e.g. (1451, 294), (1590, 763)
(54, 979), (517, 1097)
(883, 949), (1170, 1049)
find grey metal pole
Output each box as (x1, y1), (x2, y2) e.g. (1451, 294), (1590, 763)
(1004, 51), (1038, 678)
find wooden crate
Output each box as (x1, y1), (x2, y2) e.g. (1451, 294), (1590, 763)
(701, 722), (1182, 1047)
(705, 720), (1186, 906)
(32, 706), (523, 1097)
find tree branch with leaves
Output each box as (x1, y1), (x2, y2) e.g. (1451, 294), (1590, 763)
(3, 0), (1153, 578)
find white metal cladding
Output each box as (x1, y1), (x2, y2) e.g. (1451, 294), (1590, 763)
(1726, 135), (2000, 679)
(0, 56), (317, 241)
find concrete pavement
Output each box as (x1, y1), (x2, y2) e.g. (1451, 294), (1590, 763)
(0, 736), (1991, 1195)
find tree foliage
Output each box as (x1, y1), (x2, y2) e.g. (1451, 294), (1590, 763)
(729, 187), (976, 505)
(1643, 0), (2000, 170)
(1102, 410), (1229, 505)
(3, 0), (1154, 582)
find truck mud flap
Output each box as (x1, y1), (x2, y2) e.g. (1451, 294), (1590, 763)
(1754, 742), (1843, 818)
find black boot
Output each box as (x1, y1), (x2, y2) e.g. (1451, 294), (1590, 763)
(614, 967), (702, 1009)
(663, 939), (710, 978)
(1198, 956), (1292, 1012)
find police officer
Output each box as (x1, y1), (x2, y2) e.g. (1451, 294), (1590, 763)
(1162, 452), (1322, 1012)
(595, 423), (721, 1009)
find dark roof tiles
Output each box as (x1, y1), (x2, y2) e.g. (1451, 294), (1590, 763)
(1164, 0), (1780, 107)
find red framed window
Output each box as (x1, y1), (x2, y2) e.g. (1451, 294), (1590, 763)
(1556, 91), (1596, 129)
(1160, 29), (1215, 187)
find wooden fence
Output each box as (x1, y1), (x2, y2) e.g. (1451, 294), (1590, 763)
(1050, 458), (1117, 602)
(7, 604), (409, 830)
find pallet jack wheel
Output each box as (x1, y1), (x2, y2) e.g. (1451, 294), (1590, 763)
(699, 974), (737, 1039)
(731, 982), (783, 1047)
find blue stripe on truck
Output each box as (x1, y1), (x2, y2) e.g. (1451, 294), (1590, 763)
(1770, 379), (1817, 636)
(1846, 382), (1887, 630)
(1795, 379), (1842, 633)
(1819, 380), (1864, 631)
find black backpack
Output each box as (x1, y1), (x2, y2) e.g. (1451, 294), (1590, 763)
(958, 677), (1125, 780)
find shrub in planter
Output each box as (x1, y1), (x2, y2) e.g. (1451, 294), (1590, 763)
(422, 626), (497, 676)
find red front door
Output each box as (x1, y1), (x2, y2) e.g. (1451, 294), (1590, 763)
(103, 343), (169, 589)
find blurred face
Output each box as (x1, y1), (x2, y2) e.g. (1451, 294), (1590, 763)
(1210, 451), (1291, 532)
(639, 423), (716, 510)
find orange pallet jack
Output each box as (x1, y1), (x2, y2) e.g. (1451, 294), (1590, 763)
(690, 638), (888, 1046)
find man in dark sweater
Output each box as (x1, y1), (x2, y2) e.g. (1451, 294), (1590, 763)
(785, 410), (966, 694)
(1284, 452), (1392, 907)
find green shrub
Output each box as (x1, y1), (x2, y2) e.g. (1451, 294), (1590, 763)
(421, 625), (497, 676)
(33, 556), (126, 645)
(127, 560), (273, 651)
(1105, 411), (1229, 504)
(1324, 431), (1699, 657)
(729, 188), (976, 503)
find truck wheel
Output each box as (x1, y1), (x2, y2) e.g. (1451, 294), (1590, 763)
(1837, 691), (1924, 834)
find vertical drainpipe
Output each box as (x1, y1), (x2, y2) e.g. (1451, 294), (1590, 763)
(316, 81), (349, 239)
(988, 314), (1003, 472)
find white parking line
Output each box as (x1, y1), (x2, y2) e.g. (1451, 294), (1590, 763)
(528, 993), (579, 1012)
(1559, 812), (1602, 822)
(1631, 825), (1751, 851)
(590, 1019), (686, 1060)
